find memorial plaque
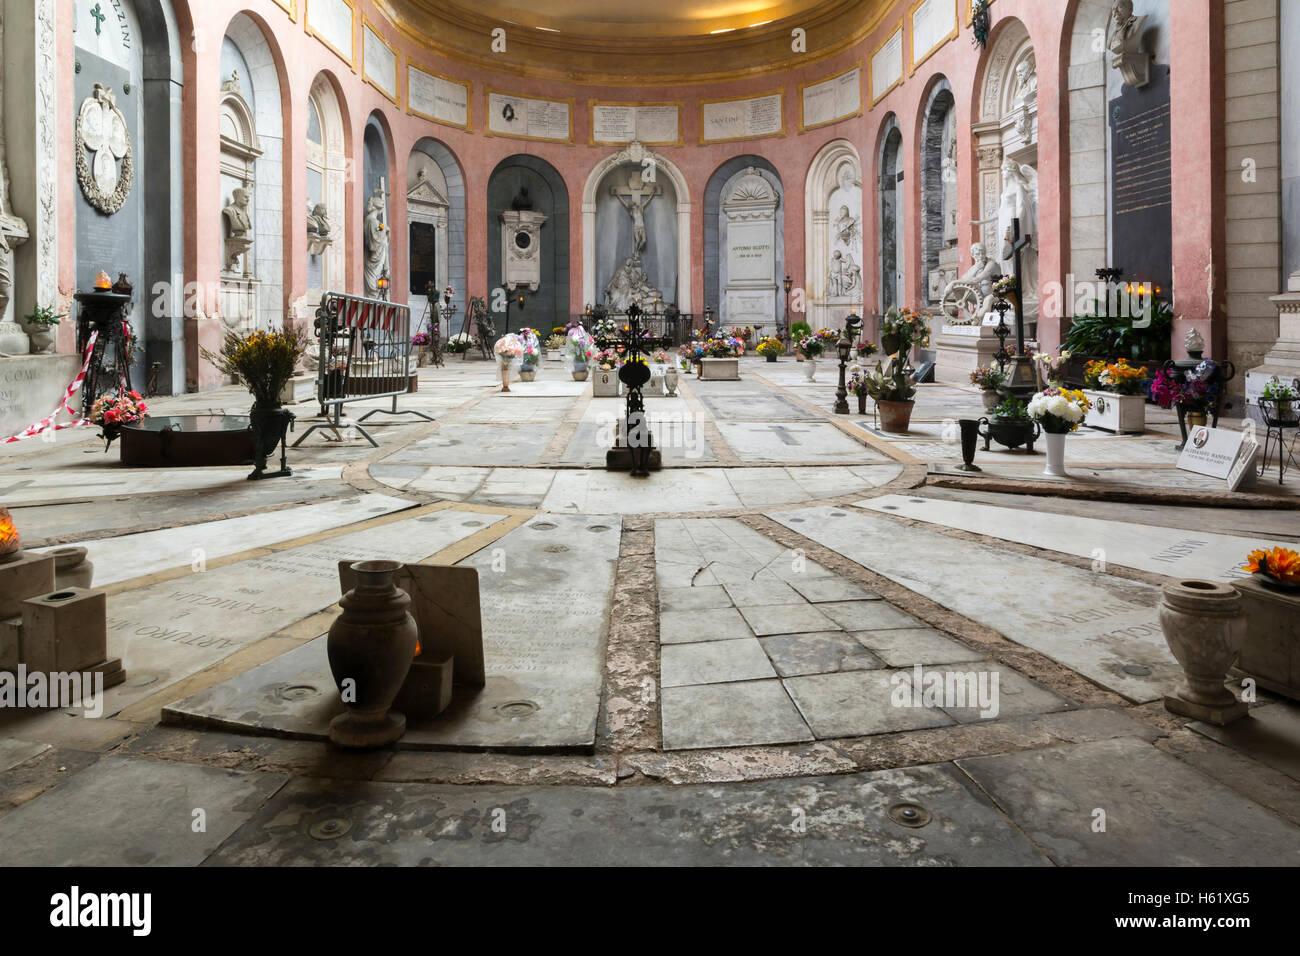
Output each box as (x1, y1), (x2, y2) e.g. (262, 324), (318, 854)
(407, 65), (470, 129)
(487, 91), (571, 141)
(1109, 66), (1172, 292)
(591, 103), (681, 145)
(800, 67), (861, 131)
(306, 0), (355, 64)
(362, 24), (398, 102)
(409, 221), (437, 295)
(700, 93), (783, 143)
(870, 22), (904, 105)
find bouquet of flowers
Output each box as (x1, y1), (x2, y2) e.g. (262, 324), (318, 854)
(1243, 546), (1300, 585)
(545, 333), (567, 351)
(727, 325), (755, 343)
(446, 332), (474, 353)
(1083, 358), (1146, 395)
(90, 391), (148, 428)
(756, 336), (783, 358)
(651, 349), (671, 365)
(705, 336), (743, 358)
(856, 340), (879, 359)
(202, 327), (308, 407)
(970, 363), (1006, 391)
(594, 348), (620, 370)
(847, 364), (870, 397)
(992, 275), (1018, 298)
(567, 326), (595, 366)
(679, 341), (706, 369)
(1151, 362), (1220, 412)
(516, 327), (542, 367)
(1032, 349), (1072, 387)
(592, 316), (620, 342)
(881, 307), (931, 352)
(411, 330), (431, 347)
(1027, 387), (1092, 433)
(493, 333), (524, 366)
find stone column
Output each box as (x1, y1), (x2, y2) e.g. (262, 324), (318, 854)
(0, 2), (38, 355)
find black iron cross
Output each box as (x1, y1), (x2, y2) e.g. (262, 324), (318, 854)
(91, 3), (106, 34)
(593, 302), (672, 478)
(1001, 217), (1032, 355)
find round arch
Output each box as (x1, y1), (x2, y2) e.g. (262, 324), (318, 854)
(487, 154), (570, 331)
(876, 113), (904, 312)
(703, 155), (783, 328)
(918, 76), (957, 307)
(804, 138), (863, 329)
(408, 137), (467, 334)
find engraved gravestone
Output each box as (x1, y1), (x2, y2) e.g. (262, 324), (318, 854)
(1109, 65), (1172, 293)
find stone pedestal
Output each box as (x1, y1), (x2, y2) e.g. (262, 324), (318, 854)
(699, 357), (740, 381)
(20, 587), (107, 673)
(0, 550), (54, 620)
(592, 370), (620, 397)
(0, 352), (82, 439)
(933, 324), (1001, 385)
(279, 374), (317, 405)
(1245, 279), (1300, 454)
(1083, 390), (1147, 434)
(1230, 576), (1300, 702)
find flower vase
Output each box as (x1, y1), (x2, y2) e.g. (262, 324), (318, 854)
(28, 327), (54, 354)
(248, 404), (293, 480)
(572, 362), (589, 382)
(52, 547), (94, 589)
(663, 365), (679, 396)
(765, 354), (777, 363)
(803, 359), (816, 381)
(1043, 431), (1068, 477)
(857, 393), (867, 415)
(327, 560), (419, 747)
(499, 359), (512, 392)
(1158, 580), (1248, 724)
(982, 390), (1000, 411)
(519, 363), (537, 382)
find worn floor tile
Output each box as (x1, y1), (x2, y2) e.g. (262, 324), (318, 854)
(661, 639), (777, 688)
(788, 576), (881, 603)
(661, 680), (813, 749)
(739, 603), (840, 637)
(784, 670), (955, 738)
(659, 607), (753, 644)
(657, 585), (733, 612)
(818, 600), (924, 631)
(853, 628), (986, 667)
(759, 632), (885, 678)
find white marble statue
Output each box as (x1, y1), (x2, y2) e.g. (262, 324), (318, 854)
(941, 242), (1002, 324)
(833, 204), (860, 251)
(827, 250), (861, 298)
(221, 186), (254, 273)
(364, 193), (390, 297)
(997, 156), (1038, 307)
(610, 173), (660, 256)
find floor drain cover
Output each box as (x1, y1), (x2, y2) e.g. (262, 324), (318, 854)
(309, 817), (352, 840)
(280, 684), (319, 701)
(888, 803), (932, 828)
(494, 699), (540, 719)
(1121, 663), (1152, 676)
(909, 498), (927, 503)
(532, 522), (557, 531)
(542, 544), (570, 553)
(882, 505), (899, 510)
(587, 525), (611, 533)
(417, 516), (441, 523)
(830, 511), (846, 517)
(462, 520), (484, 527)
(368, 507), (388, 513)
(787, 518), (805, 523)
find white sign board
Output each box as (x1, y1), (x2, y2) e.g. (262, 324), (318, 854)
(801, 68), (861, 130)
(307, 0), (355, 64)
(487, 92), (570, 141)
(911, 0), (958, 68)
(408, 66), (469, 129)
(701, 93), (783, 143)
(1176, 425), (1252, 481)
(591, 104), (680, 145)
(363, 26), (398, 102)
(870, 25), (904, 104)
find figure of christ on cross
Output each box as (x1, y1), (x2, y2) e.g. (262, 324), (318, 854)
(610, 173), (661, 256)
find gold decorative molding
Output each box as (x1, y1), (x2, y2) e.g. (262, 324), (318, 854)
(405, 57), (473, 132)
(305, 0), (357, 72)
(797, 64), (864, 133)
(362, 17), (401, 105)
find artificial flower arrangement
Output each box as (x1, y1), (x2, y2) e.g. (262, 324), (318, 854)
(1032, 349), (1072, 386)
(515, 327), (542, 368)
(797, 328), (840, 359)
(446, 332), (474, 353)
(594, 348), (621, 371)
(706, 336), (744, 358)
(90, 391), (148, 428)
(1259, 379), (1298, 421)
(756, 336), (783, 358)
(856, 340), (879, 359)
(567, 326), (595, 366)
(970, 362), (1007, 391)
(1027, 387), (1092, 433)
(203, 327), (308, 407)
(410, 330), (431, 347)
(881, 307), (931, 352)
(678, 341), (705, 369)
(1243, 546), (1300, 586)
(727, 325), (755, 342)
(552, 326), (566, 336)
(592, 316), (620, 341)
(545, 333), (567, 351)
(847, 364), (871, 397)
(1083, 358), (1147, 394)
(493, 333), (523, 364)
(992, 275), (1018, 298)
(1151, 361), (1220, 413)
(651, 349), (671, 365)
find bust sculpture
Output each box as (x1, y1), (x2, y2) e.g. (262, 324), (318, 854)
(307, 203), (331, 238)
(222, 187), (254, 272)
(1108, 0), (1151, 88)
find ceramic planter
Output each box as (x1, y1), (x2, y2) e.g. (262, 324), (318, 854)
(663, 365), (679, 396)
(327, 560), (419, 747)
(1084, 390), (1145, 434)
(1043, 430), (1068, 477)
(28, 326), (55, 354)
(876, 399), (915, 433)
(572, 364), (589, 382)
(979, 416), (1040, 452)
(1159, 579), (1249, 725)
(803, 359), (817, 381)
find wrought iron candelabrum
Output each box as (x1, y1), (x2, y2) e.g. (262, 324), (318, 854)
(593, 302), (673, 478)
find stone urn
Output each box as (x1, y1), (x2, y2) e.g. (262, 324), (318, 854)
(663, 365), (679, 396)
(52, 547), (94, 589)
(28, 326), (55, 354)
(326, 560), (419, 747)
(519, 366), (537, 382)
(1158, 579), (1248, 725)
(572, 363), (589, 382)
(803, 359), (817, 381)
(982, 390), (1000, 411)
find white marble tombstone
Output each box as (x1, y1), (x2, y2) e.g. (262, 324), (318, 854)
(722, 168), (779, 329)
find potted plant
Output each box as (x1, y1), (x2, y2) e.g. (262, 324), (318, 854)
(1151, 362), (1221, 429)
(847, 364), (871, 415)
(592, 348), (621, 396)
(969, 363), (1007, 411)
(1032, 349), (1073, 389)
(493, 333), (523, 391)
(23, 303), (65, 354)
(202, 327), (306, 477)
(790, 321), (812, 360)
(516, 327), (542, 381)
(568, 327), (594, 381)
(756, 336), (783, 362)
(545, 332), (567, 361)
(445, 333), (473, 355)
(980, 396), (1040, 453)
(855, 340), (879, 361)
(860, 358), (917, 432)
(797, 329), (824, 380)
(410, 330), (431, 367)
(880, 307), (931, 359)
(1260, 379), (1299, 424)
(1081, 358), (1148, 433)
(1027, 387), (1091, 477)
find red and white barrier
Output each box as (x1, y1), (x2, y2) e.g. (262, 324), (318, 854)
(2, 331), (99, 444)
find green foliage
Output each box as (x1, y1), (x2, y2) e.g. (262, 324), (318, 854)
(991, 397), (1029, 419)
(860, 358), (917, 403)
(1062, 299), (1173, 361)
(790, 321), (812, 342)
(24, 304), (66, 326)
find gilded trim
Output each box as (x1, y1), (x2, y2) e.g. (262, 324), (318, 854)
(405, 57), (473, 132)
(797, 64), (864, 133)
(698, 88), (786, 145)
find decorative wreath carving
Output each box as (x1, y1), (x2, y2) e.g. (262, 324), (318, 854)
(75, 84), (133, 215)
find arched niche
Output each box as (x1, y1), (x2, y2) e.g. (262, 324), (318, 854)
(581, 143), (691, 313)
(805, 138), (863, 330)
(487, 155), (569, 332)
(877, 115), (904, 312)
(919, 78), (958, 307)
(362, 112), (393, 297)
(72, 0), (184, 389)
(1064, 0), (1113, 280)
(407, 138), (466, 337)
(703, 155), (783, 332)
(219, 14), (285, 331)
(306, 72), (348, 300)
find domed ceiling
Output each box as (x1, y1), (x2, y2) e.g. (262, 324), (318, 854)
(377, 0), (885, 83)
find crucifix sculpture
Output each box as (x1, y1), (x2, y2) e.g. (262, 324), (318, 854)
(1000, 217), (1038, 397)
(593, 302), (672, 478)
(610, 174), (661, 256)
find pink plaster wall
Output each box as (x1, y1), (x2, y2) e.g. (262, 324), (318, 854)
(57, 0), (1224, 384)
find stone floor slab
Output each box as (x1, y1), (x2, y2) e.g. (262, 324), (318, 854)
(854, 628), (990, 667)
(784, 670), (956, 738)
(717, 421), (884, 464)
(0, 755), (286, 866)
(660, 680), (813, 749)
(759, 632), (885, 678)
(0, 738), (51, 772)
(657, 586), (733, 612)
(204, 762), (1049, 865)
(817, 600), (923, 631)
(787, 576), (881, 603)
(955, 736), (1300, 866)
(722, 579), (802, 607)
(660, 638), (776, 687)
(1190, 701), (1300, 783)
(659, 606), (753, 644)
(739, 602), (840, 637)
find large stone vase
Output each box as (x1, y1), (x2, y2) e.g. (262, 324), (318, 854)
(52, 547), (94, 589)
(1158, 579), (1248, 725)
(803, 359), (817, 381)
(327, 560), (419, 748)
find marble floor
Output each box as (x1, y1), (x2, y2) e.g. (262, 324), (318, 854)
(2, 355), (1298, 865)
